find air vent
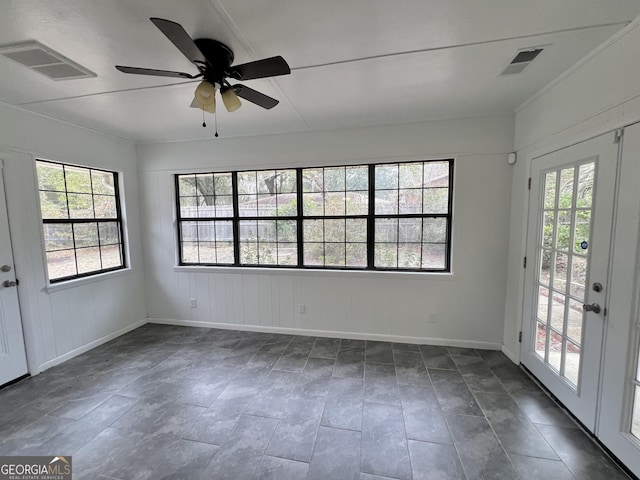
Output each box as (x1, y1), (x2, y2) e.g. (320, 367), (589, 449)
(0, 41), (95, 81)
(499, 47), (544, 76)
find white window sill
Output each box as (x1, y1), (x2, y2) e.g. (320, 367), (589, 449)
(44, 267), (134, 293)
(173, 265), (455, 280)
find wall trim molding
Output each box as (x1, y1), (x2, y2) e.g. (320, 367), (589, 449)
(148, 318), (503, 350)
(501, 344), (519, 364)
(37, 319), (148, 372)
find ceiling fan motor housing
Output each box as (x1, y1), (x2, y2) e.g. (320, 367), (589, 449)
(194, 39), (234, 82)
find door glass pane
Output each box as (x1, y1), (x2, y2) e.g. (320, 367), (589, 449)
(567, 299), (584, 344)
(535, 322), (547, 359)
(544, 172), (557, 209)
(549, 330), (563, 372)
(537, 286), (549, 323)
(632, 386), (640, 440)
(554, 252), (568, 293)
(550, 294), (565, 333)
(534, 161), (594, 387)
(564, 341), (581, 387)
(558, 168), (575, 209)
(570, 256), (587, 300)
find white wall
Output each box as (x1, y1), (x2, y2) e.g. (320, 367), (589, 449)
(137, 114), (514, 348)
(0, 102), (147, 372)
(505, 19), (640, 359)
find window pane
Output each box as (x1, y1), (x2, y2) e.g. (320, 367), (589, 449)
(182, 242), (199, 263)
(346, 219), (367, 243)
(40, 192), (68, 219)
(345, 190), (368, 215)
(303, 193), (324, 216)
(180, 196), (198, 218)
(46, 250), (77, 280)
(346, 166), (368, 191)
(44, 224), (74, 251)
(577, 163), (594, 208)
(399, 163), (423, 189)
(422, 244), (446, 269)
(375, 164), (398, 189)
(238, 172), (257, 194)
(423, 188), (449, 214)
(214, 173), (233, 195)
(304, 243), (324, 266)
(76, 247), (102, 274)
(375, 190), (399, 214)
(68, 193), (94, 219)
(398, 244), (421, 268)
(91, 170), (115, 195)
(423, 162), (450, 187)
(178, 175), (197, 196)
(398, 189), (422, 214)
(564, 341), (581, 387)
(73, 223), (99, 248)
(399, 218), (422, 243)
(324, 192), (346, 216)
(215, 195), (233, 217)
(423, 218), (447, 243)
(544, 172), (557, 209)
(324, 167), (345, 191)
(277, 220), (297, 243)
(94, 195), (117, 218)
(303, 168), (323, 192)
(535, 322), (547, 358)
(37, 162), (66, 192)
(304, 219), (324, 242)
(101, 244), (122, 269)
(558, 168), (575, 209)
(325, 243), (346, 267)
(64, 166), (92, 193)
(375, 243), (397, 268)
(324, 219), (345, 243)
(346, 243), (367, 267)
(375, 218), (398, 243)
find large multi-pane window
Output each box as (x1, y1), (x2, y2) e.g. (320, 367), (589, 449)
(36, 160), (125, 282)
(176, 159), (453, 271)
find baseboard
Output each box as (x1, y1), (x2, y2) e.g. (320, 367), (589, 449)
(501, 344), (519, 364)
(38, 319), (148, 372)
(148, 318), (503, 351)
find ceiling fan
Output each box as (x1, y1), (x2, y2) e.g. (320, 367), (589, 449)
(115, 17), (290, 116)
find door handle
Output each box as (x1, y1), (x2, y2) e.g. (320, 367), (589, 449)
(2, 280), (17, 288)
(583, 303), (601, 314)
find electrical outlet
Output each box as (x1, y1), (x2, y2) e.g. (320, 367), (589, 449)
(298, 304), (306, 314)
(190, 298), (197, 308)
(427, 312), (437, 324)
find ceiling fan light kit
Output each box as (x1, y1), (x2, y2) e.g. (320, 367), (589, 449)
(221, 86), (242, 112)
(114, 17), (290, 131)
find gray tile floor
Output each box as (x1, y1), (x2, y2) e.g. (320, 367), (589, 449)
(0, 324), (632, 480)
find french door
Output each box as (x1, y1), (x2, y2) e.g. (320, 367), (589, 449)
(521, 132), (618, 431)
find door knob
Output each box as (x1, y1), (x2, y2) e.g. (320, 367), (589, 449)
(592, 282), (603, 292)
(583, 303), (601, 314)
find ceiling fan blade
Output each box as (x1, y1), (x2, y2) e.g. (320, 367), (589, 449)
(190, 98), (199, 108)
(116, 65), (199, 79)
(150, 17), (207, 65)
(233, 84), (279, 109)
(228, 56), (290, 81)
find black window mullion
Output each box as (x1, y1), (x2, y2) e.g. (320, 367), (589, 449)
(367, 164), (375, 268)
(296, 168), (304, 267)
(232, 172), (240, 265)
(175, 174), (184, 265)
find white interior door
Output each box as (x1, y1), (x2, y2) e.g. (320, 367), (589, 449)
(522, 132), (618, 432)
(0, 160), (28, 386)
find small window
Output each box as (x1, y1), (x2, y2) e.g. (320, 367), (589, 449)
(36, 160), (126, 282)
(176, 159), (453, 272)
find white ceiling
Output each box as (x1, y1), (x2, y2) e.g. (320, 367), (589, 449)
(1, 0), (639, 143)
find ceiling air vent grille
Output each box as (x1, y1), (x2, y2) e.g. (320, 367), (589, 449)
(0, 41), (95, 81)
(499, 47), (544, 76)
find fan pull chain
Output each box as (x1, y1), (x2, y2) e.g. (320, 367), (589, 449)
(202, 108), (206, 128)
(214, 111), (219, 137)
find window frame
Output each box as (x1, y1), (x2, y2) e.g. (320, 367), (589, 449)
(175, 159), (454, 272)
(36, 159), (127, 283)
